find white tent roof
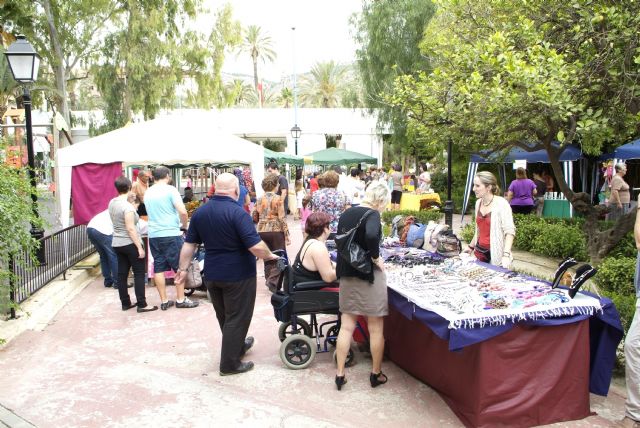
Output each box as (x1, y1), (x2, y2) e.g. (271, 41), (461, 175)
(55, 111), (265, 226)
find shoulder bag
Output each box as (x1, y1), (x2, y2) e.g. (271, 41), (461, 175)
(335, 209), (375, 274)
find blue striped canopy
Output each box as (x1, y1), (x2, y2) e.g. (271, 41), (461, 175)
(599, 138), (640, 161)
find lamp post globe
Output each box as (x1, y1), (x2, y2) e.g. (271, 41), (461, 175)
(290, 124), (301, 156)
(5, 35), (45, 264)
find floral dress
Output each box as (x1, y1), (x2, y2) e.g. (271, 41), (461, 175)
(311, 188), (349, 234)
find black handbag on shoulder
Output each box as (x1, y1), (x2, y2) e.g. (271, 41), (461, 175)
(335, 209), (375, 274)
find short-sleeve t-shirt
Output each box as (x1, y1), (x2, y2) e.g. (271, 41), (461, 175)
(276, 175), (289, 196)
(144, 183), (183, 238)
(611, 175), (631, 204)
(508, 179), (536, 206)
(109, 197), (139, 247)
(391, 171), (403, 191)
(185, 195), (262, 282)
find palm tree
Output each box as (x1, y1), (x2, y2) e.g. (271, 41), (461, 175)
(278, 87), (293, 108)
(240, 25), (276, 96)
(299, 61), (347, 108)
(225, 79), (255, 106)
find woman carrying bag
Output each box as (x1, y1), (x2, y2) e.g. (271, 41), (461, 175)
(334, 181), (391, 391)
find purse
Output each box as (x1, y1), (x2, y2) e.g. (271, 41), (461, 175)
(185, 259), (202, 289)
(335, 209), (375, 274)
(436, 229), (462, 257)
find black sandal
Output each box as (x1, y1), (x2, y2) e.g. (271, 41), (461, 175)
(335, 375), (347, 391)
(370, 372), (388, 388)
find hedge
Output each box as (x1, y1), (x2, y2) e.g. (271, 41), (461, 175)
(381, 209), (443, 225)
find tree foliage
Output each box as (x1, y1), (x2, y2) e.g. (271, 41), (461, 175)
(388, 0), (640, 262)
(352, 0), (436, 158)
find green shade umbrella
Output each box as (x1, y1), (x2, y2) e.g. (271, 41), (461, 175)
(305, 147), (377, 165)
(263, 148), (304, 166)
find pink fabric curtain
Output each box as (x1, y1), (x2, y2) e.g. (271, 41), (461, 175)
(72, 162), (122, 225)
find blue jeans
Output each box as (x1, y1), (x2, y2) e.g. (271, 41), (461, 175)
(87, 227), (118, 286)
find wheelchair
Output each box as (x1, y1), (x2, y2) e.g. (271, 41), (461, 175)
(270, 251), (366, 370)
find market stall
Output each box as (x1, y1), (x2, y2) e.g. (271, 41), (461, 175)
(398, 193), (441, 211)
(55, 111), (265, 226)
(304, 147), (377, 165)
(463, 144), (585, 220)
(381, 248), (622, 427)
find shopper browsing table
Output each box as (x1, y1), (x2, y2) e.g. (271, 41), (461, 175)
(464, 171), (516, 269)
(175, 173), (279, 376)
(334, 181), (391, 391)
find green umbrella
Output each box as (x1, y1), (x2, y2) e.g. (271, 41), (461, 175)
(305, 147), (377, 165)
(263, 148), (304, 166)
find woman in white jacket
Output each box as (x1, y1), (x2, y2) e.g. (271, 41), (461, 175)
(464, 171), (516, 269)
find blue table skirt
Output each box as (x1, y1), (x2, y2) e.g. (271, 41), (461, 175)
(388, 287), (623, 396)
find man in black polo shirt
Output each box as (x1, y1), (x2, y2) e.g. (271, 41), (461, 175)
(267, 162), (289, 215)
(175, 173), (279, 376)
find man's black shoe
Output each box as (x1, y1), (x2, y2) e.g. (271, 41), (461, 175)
(240, 336), (255, 357)
(137, 305), (158, 313)
(219, 361), (254, 376)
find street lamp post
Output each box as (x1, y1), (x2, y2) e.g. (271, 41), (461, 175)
(290, 124), (301, 157)
(5, 35), (46, 263)
(444, 137), (454, 228)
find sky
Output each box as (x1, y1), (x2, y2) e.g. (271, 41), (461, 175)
(199, 0), (363, 82)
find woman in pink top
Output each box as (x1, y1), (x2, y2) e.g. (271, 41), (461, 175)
(506, 167), (537, 214)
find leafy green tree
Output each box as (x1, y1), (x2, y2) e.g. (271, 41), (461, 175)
(352, 0), (436, 165)
(388, 0), (640, 262)
(239, 25), (276, 98)
(299, 60), (347, 108)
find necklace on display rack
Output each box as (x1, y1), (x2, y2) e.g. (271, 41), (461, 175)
(483, 195), (494, 206)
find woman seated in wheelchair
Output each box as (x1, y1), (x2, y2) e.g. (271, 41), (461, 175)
(292, 212), (337, 286)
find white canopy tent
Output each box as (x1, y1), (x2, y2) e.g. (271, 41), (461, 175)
(55, 111), (265, 227)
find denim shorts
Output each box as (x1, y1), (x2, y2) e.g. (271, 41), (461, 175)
(149, 236), (183, 273)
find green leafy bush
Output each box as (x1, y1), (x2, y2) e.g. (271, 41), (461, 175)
(602, 291), (636, 335)
(381, 209), (443, 225)
(460, 222), (474, 243)
(530, 223), (588, 261)
(594, 257), (636, 296)
(608, 232), (636, 259)
(512, 214), (545, 252)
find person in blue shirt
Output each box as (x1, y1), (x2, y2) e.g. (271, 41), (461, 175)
(175, 173), (279, 376)
(145, 166), (198, 310)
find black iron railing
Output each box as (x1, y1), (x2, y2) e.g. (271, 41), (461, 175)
(9, 224), (95, 317)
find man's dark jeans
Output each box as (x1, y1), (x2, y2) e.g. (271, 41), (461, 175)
(113, 243), (147, 307)
(205, 276), (257, 371)
(87, 227), (118, 287)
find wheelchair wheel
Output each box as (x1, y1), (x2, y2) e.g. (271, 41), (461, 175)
(326, 325), (340, 347)
(280, 334), (316, 369)
(333, 348), (355, 367)
(278, 317), (311, 342)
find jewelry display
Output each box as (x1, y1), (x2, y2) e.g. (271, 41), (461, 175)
(383, 249), (603, 329)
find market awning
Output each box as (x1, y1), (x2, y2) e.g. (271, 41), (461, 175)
(263, 148), (304, 166)
(304, 147), (377, 165)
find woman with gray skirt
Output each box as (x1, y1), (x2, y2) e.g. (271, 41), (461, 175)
(334, 181), (391, 390)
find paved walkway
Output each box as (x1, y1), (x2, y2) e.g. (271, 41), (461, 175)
(0, 217), (629, 427)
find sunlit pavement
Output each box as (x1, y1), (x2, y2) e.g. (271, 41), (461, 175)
(0, 216), (628, 427)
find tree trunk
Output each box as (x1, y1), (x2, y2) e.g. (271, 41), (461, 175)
(42, 0), (71, 146)
(545, 141), (635, 265)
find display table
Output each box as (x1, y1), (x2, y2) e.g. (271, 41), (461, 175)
(543, 199), (571, 218)
(398, 192), (441, 211)
(381, 254), (623, 427)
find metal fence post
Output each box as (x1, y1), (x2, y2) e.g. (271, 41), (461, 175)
(9, 256), (16, 319)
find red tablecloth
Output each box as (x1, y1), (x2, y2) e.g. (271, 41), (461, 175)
(385, 306), (591, 428)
